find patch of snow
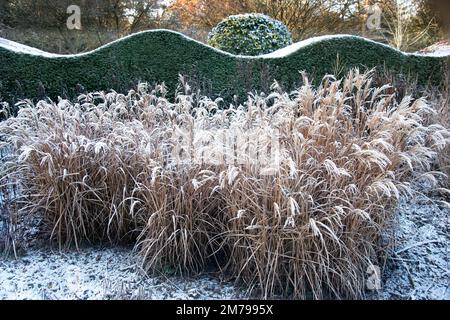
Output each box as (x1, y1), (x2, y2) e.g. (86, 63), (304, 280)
(421, 46), (450, 57)
(0, 38), (55, 57)
(1, 30), (447, 60)
(2, 191), (447, 300)
(261, 35), (352, 58)
(417, 40), (450, 57)
(0, 29), (246, 59)
(0, 247), (244, 300)
(370, 193), (449, 300)
(263, 34), (450, 58)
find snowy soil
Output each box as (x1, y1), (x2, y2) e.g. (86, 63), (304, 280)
(0, 193), (448, 300)
(370, 193), (449, 300)
(0, 246), (244, 300)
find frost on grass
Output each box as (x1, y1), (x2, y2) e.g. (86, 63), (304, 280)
(0, 190), (447, 300)
(0, 69), (448, 299)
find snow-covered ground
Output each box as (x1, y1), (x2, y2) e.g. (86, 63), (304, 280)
(0, 246), (244, 300)
(372, 194), (449, 300)
(0, 190), (448, 300)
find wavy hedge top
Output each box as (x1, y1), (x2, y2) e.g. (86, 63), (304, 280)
(0, 29), (448, 105)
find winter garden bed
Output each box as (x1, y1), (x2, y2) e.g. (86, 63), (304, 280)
(0, 192), (447, 300)
(1, 69), (448, 300)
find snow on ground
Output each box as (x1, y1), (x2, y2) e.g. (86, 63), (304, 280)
(371, 194), (449, 300)
(0, 192), (448, 300)
(0, 246), (244, 300)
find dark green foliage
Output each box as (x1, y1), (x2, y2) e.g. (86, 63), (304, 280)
(0, 30), (447, 109)
(207, 13), (293, 56)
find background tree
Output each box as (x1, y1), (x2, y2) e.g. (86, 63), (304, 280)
(415, 0), (450, 38)
(0, 0), (447, 53)
(167, 0), (356, 40)
(0, 0), (165, 53)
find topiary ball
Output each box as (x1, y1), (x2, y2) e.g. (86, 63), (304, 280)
(207, 13), (293, 56)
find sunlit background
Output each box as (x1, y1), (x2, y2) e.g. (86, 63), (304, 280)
(0, 1), (449, 53)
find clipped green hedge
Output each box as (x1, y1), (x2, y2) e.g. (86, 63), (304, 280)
(0, 30), (448, 107)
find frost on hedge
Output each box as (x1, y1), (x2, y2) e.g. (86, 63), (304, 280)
(207, 13), (293, 56)
(0, 30), (447, 110)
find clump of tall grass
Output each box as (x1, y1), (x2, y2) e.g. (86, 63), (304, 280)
(0, 70), (448, 299)
(216, 70), (449, 299)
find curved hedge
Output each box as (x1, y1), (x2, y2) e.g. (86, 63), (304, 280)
(0, 30), (448, 106)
